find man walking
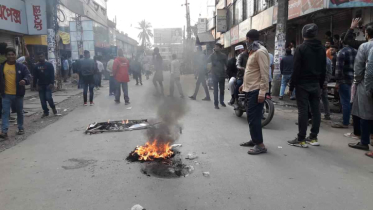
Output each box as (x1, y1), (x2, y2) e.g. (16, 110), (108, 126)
(169, 54), (184, 98)
(279, 48), (294, 100)
(113, 49), (130, 105)
(95, 56), (104, 89)
(107, 55), (115, 95)
(80, 50), (96, 106)
(208, 43), (227, 109)
(238, 29), (269, 155)
(33, 52), (57, 118)
(348, 23), (373, 152)
(130, 56), (143, 85)
(332, 34), (357, 128)
(152, 48), (164, 96)
(288, 23), (326, 148)
(0, 48), (31, 139)
(189, 46), (210, 101)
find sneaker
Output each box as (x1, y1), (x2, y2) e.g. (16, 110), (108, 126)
(52, 108), (58, 115)
(288, 138), (308, 148)
(202, 97), (211, 101)
(290, 97), (296, 100)
(215, 105), (220, 109)
(0, 133), (8, 141)
(189, 96), (196, 100)
(90, 102), (94, 106)
(332, 122), (349, 129)
(17, 129), (25, 135)
(125, 101), (130, 105)
(41, 113), (49, 118)
(114, 100), (120, 103)
(220, 102), (227, 107)
(84, 102), (88, 106)
(344, 132), (360, 140)
(306, 136), (320, 146)
(279, 96), (283, 100)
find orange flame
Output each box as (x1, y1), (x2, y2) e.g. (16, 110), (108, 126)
(132, 140), (174, 161)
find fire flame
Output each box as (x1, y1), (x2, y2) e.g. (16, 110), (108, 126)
(132, 140), (174, 161)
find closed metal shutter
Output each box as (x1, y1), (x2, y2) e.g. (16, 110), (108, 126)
(332, 10), (352, 40)
(0, 33), (15, 48)
(314, 16), (331, 44)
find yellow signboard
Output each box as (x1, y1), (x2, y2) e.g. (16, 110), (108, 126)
(59, 32), (71, 45)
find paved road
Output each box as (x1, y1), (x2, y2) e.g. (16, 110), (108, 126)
(0, 73), (372, 210)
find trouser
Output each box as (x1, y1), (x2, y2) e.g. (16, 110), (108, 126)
(228, 77), (236, 95)
(63, 70), (69, 81)
(320, 88), (331, 117)
(353, 115), (361, 136)
(234, 79), (243, 97)
(134, 72), (142, 84)
(245, 90), (264, 145)
(280, 75), (296, 97)
(360, 119), (373, 145)
(296, 85), (321, 141)
(115, 81), (130, 102)
(78, 73), (83, 89)
(268, 82), (272, 95)
(38, 85), (56, 114)
(213, 76), (225, 106)
(2, 94), (24, 133)
(94, 73), (102, 87)
(192, 73), (210, 98)
(109, 76), (116, 95)
(82, 75), (94, 103)
(339, 83), (352, 126)
(153, 78), (164, 95)
(170, 76), (184, 97)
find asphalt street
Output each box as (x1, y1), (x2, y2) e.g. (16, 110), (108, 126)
(0, 73), (372, 210)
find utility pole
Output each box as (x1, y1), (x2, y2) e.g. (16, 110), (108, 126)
(182, 0), (192, 73)
(182, 0), (192, 40)
(76, 14), (84, 57)
(46, 0), (62, 90)
(272, 0), (289, 96)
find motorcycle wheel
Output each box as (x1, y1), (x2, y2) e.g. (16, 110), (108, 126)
(261, 99), (275, 127)
(235, 109), (244, 117)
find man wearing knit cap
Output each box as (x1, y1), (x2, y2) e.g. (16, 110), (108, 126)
(238, 29), (270, 155)
(288, 23), (326, 148)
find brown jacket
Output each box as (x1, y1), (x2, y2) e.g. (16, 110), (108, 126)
(243, 45), (270, 97)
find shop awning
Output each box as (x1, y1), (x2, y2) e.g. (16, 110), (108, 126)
(24, 35), (47, 46)
(197, 32), (215, 43)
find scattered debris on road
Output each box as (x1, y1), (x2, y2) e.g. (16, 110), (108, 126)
(185, 152), (198, 160)
(131, 204), (146, 210)
(85, 119), (149, 134)
(127, 107), (132, 110)
(203, 172), (210, 177)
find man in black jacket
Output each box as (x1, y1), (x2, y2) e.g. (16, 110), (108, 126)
(279, 48), (294, 100)
(33, 52), (57, 118)
(0, 48), (31, 139)
(288, 23), (326, 148)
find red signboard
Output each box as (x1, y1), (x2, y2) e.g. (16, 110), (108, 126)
(33, 5), (42, 31)
(0, 4), (22, 24)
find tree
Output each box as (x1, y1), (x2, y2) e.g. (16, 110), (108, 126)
(136, 20), (154, 49)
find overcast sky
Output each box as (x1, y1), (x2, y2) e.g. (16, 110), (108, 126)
(107, 0), (211, 43)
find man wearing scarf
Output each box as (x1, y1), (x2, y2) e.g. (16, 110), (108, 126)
(239, 29), (270, 155)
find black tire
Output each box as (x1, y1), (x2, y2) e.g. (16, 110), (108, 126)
(261, 99), (275, 127)
(235, 109), (244, 117)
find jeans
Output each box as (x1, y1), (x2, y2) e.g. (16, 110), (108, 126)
(320, 88), (331, 117)
(109, 76), (116, 95)
(213, 75), (225, 106)
(339, 83), (352, 126)
(170, 76), (184, 97)
(360, 119), (373, 145)
(234, 79), (243, 97)
(296, 85), (321, 141)
(353, 115), (361, 136)
(192, 73), (210, 98)
(115, 81), (129, 102)
(228, 77), (236, 95)
(2, 94), (24, 133)
(82, 75), (94, 103)
(134, 72), (142, 84)
(94, 73), (102, 87)
(78, 73), (84, 89)
(280, 75), (295, 97)
(39, 85), (55, 114)
(245, 90), (264, 145)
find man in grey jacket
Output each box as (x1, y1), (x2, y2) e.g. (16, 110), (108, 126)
(348, 23), (373, 153)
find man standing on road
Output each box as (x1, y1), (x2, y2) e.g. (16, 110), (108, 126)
(113, 49), (130, 105)
(169, 54), (184, 98)
(208, 43), (227, 109)
(0, 48), (31, 139)
(332, 34), (357, 128)
(152, 48), (164, 96)
(279, 48), (294, 100)
(80, 50), (96, 106)
(189, 46), (210, 101)
(235, 46), (249, 106)
(33, 52), (57, 118)
(238, 29), (269, 155)
(348, 23), (373, 152)
(288, 23), (326, 148)
(106, 56), (115, 95)
(95, 56), (104, 90)
(62, 56), (69, 82)
(130, 56), (143, 86)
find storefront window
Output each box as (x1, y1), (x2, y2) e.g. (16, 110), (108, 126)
(93, 22), (110, 48)
(234, 0), (243, 25)
(227, 5), (234, 29)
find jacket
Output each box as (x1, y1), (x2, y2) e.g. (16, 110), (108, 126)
(0, 62), (31, 96)
(366, 47), (373, 94)
(171, 59), (181, 78)
(113, 57), (130, 83)
(79, 58), (96, 76)
(236, 51), (249, 79)
(130, 60), (142, 74)
(208, 51), (227, 78)
(344, 28), (365, 50)
(335, 46), (357, 84)
(194, 52), (207, 75)
(290, 39), (326, 91)
(280, 54), (294, 75)
(33, 61), (55, 87)
(226, 57), (237, 79)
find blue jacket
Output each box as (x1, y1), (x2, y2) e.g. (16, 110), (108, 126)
(0, 62), (31, 96)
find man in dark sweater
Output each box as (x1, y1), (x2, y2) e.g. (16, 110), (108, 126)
(288, 23), (326, 148)
(33, 52), (57, 117)
(279, 48), (294, 100)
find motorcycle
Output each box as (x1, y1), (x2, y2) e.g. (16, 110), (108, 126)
(234, 94), (275, 127)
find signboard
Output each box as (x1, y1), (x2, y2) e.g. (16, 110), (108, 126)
(224, 31), (230, 48)
(239, 18), (251, 42)
(0, 0), (28, 34)
(216, 9), (227, 32)
(216, 0), (225, 9)
(273, 0), (323, 23)
(154, 28), (183, 44)
(25, 0), (47, 35)
(227, 0), (234, 6)
(207, 17), (215, 30)
(251, 6), (273, 31)
(230, 25), (239, 45)
(197, 18), (207, 33)
(329, 0), (373, 8)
